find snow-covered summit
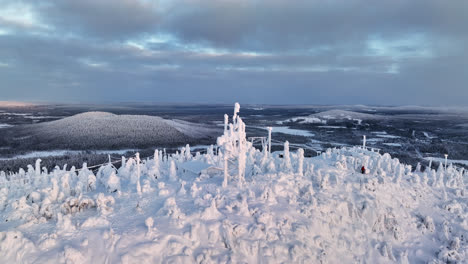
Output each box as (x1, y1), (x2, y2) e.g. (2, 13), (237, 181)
(0, 104), (467, 263)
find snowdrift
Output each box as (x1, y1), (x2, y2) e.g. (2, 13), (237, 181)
(26, 112), (220, 149)
(0, 104), (467, 263)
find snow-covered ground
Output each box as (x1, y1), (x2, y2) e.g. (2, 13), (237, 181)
(0, 150), (137, 161)
(282, 116), (326, 124)
(371, 131), (400, 139)
(256, 126), (315, 137)
(383, 143), (402, 147)
(0, 104), (467, 263)
(23, 111), (220, 149)
(0, 124), (13, 129)
(366, 138), (385, 144)
(318, 125), (347, 129)
(423, 132), (438, 139)
(425, 157), (468, 167)
(376, 134), (400, 139)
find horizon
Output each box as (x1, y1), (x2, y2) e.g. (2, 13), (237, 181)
(3, 100), (468, 110)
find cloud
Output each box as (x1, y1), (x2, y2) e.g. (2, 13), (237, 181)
(35, 0), (160, 40)
(0, 0), (467, 106)
(158, 0), (468, 53)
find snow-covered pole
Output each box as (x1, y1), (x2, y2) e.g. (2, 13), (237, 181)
(185, 144), (191, 161)
(362, 135), (366, 149)
(154, 150), (159, 165)
(223, 154), (228, 188)
(233, 102), (240, 126)
(136, 153), (142, 196)
(35, 159), (41, 177)
(170, 159), (177, 181)
(283, 141), (292, 172)
(444, 154), (448, 170)
(297, 148), (304, 176)
(224, 114), (228, 133)
(267, 127), (272, 154)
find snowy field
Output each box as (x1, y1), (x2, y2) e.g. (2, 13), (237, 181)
(1, 103), (468, 173)
(425, 157), (468, 167)
(1, 104), (467, 263)
(0, 150), (138, 161)
(0, 124), (13, 129)
(255, 126), (315, 137)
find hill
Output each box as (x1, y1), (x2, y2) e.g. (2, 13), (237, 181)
(24, 112), (220, 149)
(285, 109), (386, 124)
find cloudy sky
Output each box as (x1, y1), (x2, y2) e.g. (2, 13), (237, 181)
(0, 0), (467, 105)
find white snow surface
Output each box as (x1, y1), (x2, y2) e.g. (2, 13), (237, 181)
(34, 111), (218, 139)
(376, 134), (400, 139)
(284, 116), (326, 124)
(256, 126), (315, 137)
(383, 143), (402, 147)
(0, 124), (13, 129)
(314, 110), (384, 120)
(318, 125), (347, 129)
(1, 105), (468, 263)
(423, 132), (438, 139)
(284, 110), (385, 124)
(0, 149), (137, 161)
(425, 157), (468, 167)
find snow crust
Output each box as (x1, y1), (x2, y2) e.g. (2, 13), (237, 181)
(1, 104), (467, 263)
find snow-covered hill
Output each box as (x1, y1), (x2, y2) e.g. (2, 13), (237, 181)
(27, 111), (220, 148)
(284, 109), (386, 124)
(0, 104), (467, 263)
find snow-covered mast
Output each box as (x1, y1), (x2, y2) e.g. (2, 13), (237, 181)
(267, 127), (272, 154)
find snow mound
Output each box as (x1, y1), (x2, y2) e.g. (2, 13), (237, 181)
(0, 104), (467, 263)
